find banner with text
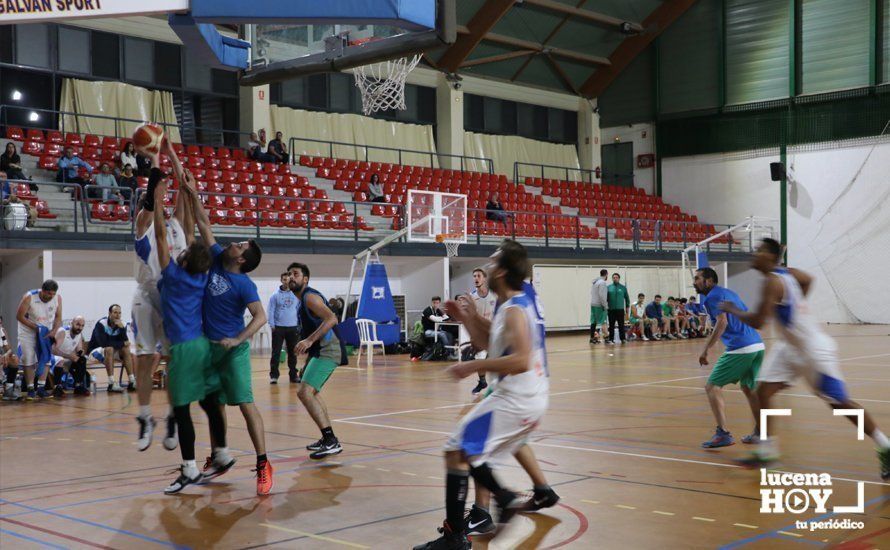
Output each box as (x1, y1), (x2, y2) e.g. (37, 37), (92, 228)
(0, 0), (189, 23)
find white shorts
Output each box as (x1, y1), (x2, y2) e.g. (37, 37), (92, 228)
(444, 392), (547, 467)
(131, 286), (168, 356)
(758, 337), (848, 403)
(17, 331), (37, 366)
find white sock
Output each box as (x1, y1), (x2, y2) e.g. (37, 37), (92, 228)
(871, 429), (890, 450)
(213, 447), (231, 461)
(27, 384), (34, 390)
(4, 383), (12, 390)
(128, 374), (136, 384)
(183, 460), (198, 477)
(107, 374), (114, 385)
(139, 405), (152, 419)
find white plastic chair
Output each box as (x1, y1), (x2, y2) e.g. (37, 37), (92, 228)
(355, 318), (385, 367)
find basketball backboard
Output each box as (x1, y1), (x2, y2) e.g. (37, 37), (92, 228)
(407, 190), (467, 244)
(241, 0), (455, 86)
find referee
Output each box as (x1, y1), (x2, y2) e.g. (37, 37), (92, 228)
(268, 272), (300, 384)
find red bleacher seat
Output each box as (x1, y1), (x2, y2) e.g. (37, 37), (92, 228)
(35, 200), (57, 219)
(90, 203), (115, 221)
(101, 136), (119, 151)
(232, 148), (247, 161)
(7, 127), (25, 141)
(201, 146), (215, 157)
(83, 134), (100, 148)
(38, 155), (57, 170)
(26, 129), (44, 142)
(186, 145), (201, 157)
(217, 147), (231, 159)
(46, 131), (62, 143)
(22, 141), (43, 155)
(64, 133), (82, 146)
(114, 204), (130, 222)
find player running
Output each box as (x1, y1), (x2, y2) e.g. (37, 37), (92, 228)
(132, 138), (193, 451)
(694, 267), (763, 448)
(288, 262), (347, 460)
(723, 238), (890, 479)
(415, 240), (549, 550)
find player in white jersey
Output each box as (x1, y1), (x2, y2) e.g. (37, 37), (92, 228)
(415, 240), (549, 550)
(50, 316), (90, 397)
(722, 238), (890, 479)
(16, 280), (62, 400)
(131, 138), (194, 451)
(469, 267), (497, 395)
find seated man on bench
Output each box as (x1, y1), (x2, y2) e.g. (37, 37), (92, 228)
(88, 305), (134, 393)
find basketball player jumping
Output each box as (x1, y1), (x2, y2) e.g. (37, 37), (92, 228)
(132, 138), (193, 451)
(187, 185), (272, 495)
(415, 240), (549, 550)
(722, 238), (890, 479)
(288, 262), (345, 460)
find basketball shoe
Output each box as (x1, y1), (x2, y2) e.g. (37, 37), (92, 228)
(255, 459), (273, 495)
(701, 427), (735, 448)
(464, 505), (495, 535)
(413, 520), (470, 550)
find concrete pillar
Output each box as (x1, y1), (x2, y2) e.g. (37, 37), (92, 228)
(239, 84), (271, 148)
(577, 98), (601, 182)
(436, 74), (464, 171)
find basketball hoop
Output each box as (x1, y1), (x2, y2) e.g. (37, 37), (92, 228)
(353, 54), (422, 115)
(436, 233), (461, 257)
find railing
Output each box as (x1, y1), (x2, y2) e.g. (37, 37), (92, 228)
(0, 104), (251, 149)
(514, 162), (599, 186)
(3, 178), (765, 254)
(289, 137), (495, 174)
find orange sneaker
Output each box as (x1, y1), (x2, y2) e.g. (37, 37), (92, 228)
(255, 460), (273, 495)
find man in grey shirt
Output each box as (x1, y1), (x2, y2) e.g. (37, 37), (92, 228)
(590, 269), (609, 344)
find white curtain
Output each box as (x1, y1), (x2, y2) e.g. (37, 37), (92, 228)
(60, 78), (181, 142)
(270, 105), (437, 166)
(463, 131), (581, 179)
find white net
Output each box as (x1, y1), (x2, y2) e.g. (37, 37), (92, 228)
(443, 240), (461, 257)
(353, 54), (422, 115)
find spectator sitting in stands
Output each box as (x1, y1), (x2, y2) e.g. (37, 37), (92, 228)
(248, 130), (275, 163)
(267, 131), (289, 164)
(118, 142), (138, 176)
(2, 142), (34, 190)
(485, 191), (508, 227)
(87, 304), (134, 393)
(118, 164), (138, 196)
(56, 147), (92, 196)
(1, 171), (37, 228)
(95, 163), (125, 203)
(367, 173), (386, 203)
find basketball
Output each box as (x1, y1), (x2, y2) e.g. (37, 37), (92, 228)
(132, 123), (164, 155)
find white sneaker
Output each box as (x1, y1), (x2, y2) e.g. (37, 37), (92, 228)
(137, 416), (155, 452)
(163, 415), (178, 451)
(642, 336), (649, 341)
(613, 339), (623, 345)
(107, 382), (124, 393)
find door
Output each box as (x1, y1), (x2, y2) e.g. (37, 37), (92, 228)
(601, 142), (634, 187)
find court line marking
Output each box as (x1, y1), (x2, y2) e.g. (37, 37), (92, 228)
(0, 527), (68, 550)
(336, 419), (890, 487)
(615, 504), (636, 510)
(840, 352), (890, 362)
(693, 516), (716, 522)
(334, 375), (708, 422)
(656, 385), (890, 404)
(652, 510), (674, 516)
(260, 522), (369, 549)
(733, 523), (758, 529)
(777, 530), (802, 538)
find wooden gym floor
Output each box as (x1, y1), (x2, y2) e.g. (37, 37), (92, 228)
(1, 325), (888, 549)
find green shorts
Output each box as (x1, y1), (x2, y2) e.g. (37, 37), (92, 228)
(629, 316), (641, 324)
(211, 341), (253, 405)
(590, 306), (607, 325)
(708, 350), (764, 389)
(302, 356), (338, 391)
(168, 336), (219, 407)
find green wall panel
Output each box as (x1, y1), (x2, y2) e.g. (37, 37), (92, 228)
(883, 0), (890, 84)
(801, 0), (871, 94)
(598, 46), (655, 127)
(658, 0), (721, 114)
(725, 0), (791, 104)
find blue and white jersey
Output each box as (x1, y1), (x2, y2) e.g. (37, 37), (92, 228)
(134, 218), (187, 289)
(17, 289), (59, 339)
(773, 268), (826, 349)
(489, 292), (549, 399)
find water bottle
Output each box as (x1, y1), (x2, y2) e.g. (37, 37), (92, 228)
(90, 374), (97, 394)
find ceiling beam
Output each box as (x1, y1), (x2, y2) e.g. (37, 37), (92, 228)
(511, 0), (588, 81)
(580, 0), (700, 98)
(521, 0), (644, 32)
(437, 0), (516, 73)
(544, 55), (579, 94)
(461, 49), (537, 68)
(484, 32), (611, 67)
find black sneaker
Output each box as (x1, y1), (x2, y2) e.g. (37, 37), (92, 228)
(73, 386), (90, 396)
(524, 487), (560, 511)
(137, 416), (155, 452)
(495, 491), (522, 527)
(471, 379), (488, 395)
(52, 385), (66, 399)
(413, 520), (470, 550)
(127, 382), (137, 392)
(270, 378), (278, 385)
(309, 438), (342, 460)
(306, 438), (324, 452)
(464, 505), (495, 535)
(164, 467), (202, 495)
(289, 373), (299, 384)
(163, 415), (178, 451)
